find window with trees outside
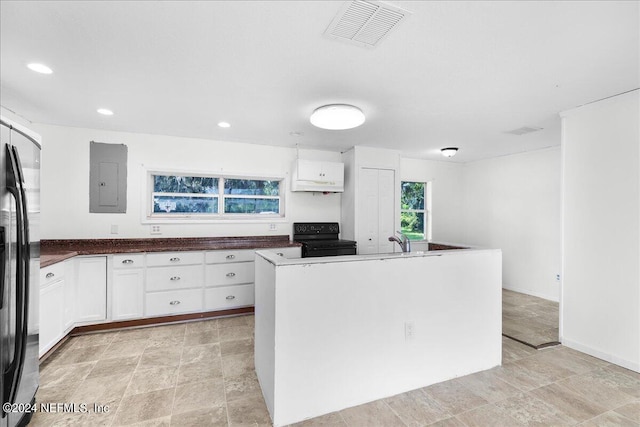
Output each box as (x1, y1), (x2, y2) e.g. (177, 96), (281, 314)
(150, 173), (283, 218)
(401, 181), (430, 241)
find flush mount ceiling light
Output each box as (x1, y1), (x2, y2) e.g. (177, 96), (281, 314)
(441, 147), (458, 158)
(217, 122), (231, 128)
(27, 63), (53, 74)
(96, 108), (114, 116)
(310, 104), (365, 130)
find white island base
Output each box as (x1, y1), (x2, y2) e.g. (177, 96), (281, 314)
(254, 248), (502, 427)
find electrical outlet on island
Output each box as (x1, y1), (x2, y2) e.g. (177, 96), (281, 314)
(404, 321), (415, 341)
(150, 225), (162, 235)
(269, 223), (277, 232)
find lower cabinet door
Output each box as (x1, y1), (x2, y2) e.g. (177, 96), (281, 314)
(205, 284), (254, 311)
(145, 289), (203, 317)
(112, 269), (144, 321)
(40, 281), (64, 356)
(75, 257), (107, 323)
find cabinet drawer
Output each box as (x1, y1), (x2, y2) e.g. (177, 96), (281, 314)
(146, 251), (203, 267)
(270, 247), (301, 259)
(113, 254), (145, 269)
(146, 265), (204, 292)
(204, 284), (254, 311)
(206, 262), (254, 287)
(146, 289), (203, 317)
(205, 249), (254, 264)
(40, 263), (65, 287)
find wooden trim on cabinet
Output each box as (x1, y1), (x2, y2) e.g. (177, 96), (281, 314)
(69, 307), (255, 335)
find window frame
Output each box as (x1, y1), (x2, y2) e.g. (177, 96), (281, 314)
(145, 169), (286, 222)
(400, 180), (432, 241)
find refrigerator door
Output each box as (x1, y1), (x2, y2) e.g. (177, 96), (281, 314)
(1, 121), (40, 427)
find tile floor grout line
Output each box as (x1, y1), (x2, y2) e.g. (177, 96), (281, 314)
(107, 333), (146, 427)
(221, 342), (233, 427)
(380, 397), (409, 427)
(167, 334), (186, 427)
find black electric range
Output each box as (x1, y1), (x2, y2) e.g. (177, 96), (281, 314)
(293, 222), (357, 258)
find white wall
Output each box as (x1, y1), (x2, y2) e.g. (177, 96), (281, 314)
(400, 158), (466, 245)
(462, 148), (562, 301)
(561, 90), (639, 371)
(34, 123), (342, 239)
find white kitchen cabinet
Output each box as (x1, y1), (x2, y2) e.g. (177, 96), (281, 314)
(291, 159), (345, 192)
(146, 251), (203, 266)
(39, 264), (65, 356)
(205, 249), (254, 264)
(205, 249), (256, 311)
(74, 256), (107, 323)
(269, 247), (301, 259)
(146, 288), (203, 317)
(295, 159), (343, 182)
(145, 251), (204, 317)
(39, 244), (301, 334)
(205, 283), (254, 311)
(112, 254), (145, 321)
(206, 262), (255, 287)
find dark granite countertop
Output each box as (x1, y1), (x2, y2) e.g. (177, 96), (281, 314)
(40, 235), (300, 267)
(41, 251), (78, 268)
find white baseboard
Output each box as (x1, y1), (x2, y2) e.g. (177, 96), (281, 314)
(502, 285), (559, 303)
(561, 337), (640, 373)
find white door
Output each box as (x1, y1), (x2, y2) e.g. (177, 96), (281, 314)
(357, 168), (396, 255)
(358, 168), (380, 254)
(378, 169), (396, 253)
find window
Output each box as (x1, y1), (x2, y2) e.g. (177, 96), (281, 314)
(149, 172), (283, 219)
(400, 181), (430, 241)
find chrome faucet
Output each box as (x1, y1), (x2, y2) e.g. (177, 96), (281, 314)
(388, 231), (411, 253)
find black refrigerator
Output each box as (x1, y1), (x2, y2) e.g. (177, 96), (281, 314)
(1, 117), (40, 427)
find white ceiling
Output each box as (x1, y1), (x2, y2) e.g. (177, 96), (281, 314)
(1, 1), (638, 162)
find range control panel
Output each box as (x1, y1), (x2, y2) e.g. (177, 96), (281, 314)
(293, 222), (340, 236)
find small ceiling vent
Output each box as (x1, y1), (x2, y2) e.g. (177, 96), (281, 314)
(324, 1), (411, 48)
(505, 126), (544, 136)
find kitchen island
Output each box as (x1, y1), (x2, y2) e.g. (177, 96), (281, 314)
(254, 247), (502, 427)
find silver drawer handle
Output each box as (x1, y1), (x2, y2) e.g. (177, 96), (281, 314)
(170, 276), (181, 281)
(122, 259), (134, 264)
(45, 272), (55, 279)
(170, 257), (180, 262)
(226, 254), (235, 260)
(169, 300), (181, 305)
(226, 295), (235, 300)
(276, 253), (284, 256)
(226, 272), (236, 277)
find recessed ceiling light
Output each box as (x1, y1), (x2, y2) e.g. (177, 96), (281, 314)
(441, 147), (458, 158)
(97, 108), (114, 116)
(218, 122), (231, 128)
(27, 63), (53, 74)
(310, 104), (365, 130)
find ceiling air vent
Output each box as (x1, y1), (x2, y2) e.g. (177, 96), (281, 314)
(505, 126), (544, 136)
(324, 1), (411, 48)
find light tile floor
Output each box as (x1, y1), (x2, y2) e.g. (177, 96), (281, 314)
(30, 315), (639, 427)
(502, 289), (560, 348)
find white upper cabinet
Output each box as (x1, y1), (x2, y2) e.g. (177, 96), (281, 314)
(291, 159), (344, 192)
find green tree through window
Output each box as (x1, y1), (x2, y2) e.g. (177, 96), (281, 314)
(401, 181), (426, 240)
(150, 173), (282, 217)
